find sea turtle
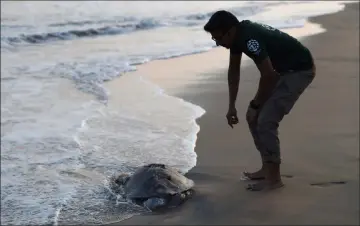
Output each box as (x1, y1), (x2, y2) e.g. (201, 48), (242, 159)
(110, 163), (195, 211)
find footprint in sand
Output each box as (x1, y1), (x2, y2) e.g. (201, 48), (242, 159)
(310, 181), (347, 187)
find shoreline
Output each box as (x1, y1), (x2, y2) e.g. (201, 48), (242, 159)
(110, 2), (359, 225)
(107, 20), (327, 97)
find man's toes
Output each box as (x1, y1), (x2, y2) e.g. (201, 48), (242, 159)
(246, 181), (284, 191)
(243, 171), (265, 180)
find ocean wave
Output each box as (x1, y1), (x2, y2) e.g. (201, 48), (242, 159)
(48, 17), (137, 27)
(184, 5), (265, 21)
(3, 19), (163, 45)
(1, 3), (271, 46)
(1, 24), (35, 29)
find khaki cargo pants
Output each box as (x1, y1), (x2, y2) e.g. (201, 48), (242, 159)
(248, 69), (315, 164)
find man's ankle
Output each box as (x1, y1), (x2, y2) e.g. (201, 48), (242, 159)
(264, 162), (281, 181)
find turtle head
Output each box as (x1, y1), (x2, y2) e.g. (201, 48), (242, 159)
(114, 173), (130, 186)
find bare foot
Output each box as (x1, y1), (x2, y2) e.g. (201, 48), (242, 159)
(243, 168), (266, 180)
(246, 180), (284, 191)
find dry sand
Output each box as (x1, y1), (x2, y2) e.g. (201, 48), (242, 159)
(109, 2), (359, 225)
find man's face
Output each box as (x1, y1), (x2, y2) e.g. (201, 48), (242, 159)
(211, 29), (232, 49)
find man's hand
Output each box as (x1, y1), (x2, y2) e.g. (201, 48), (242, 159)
(246, 100), (260, 124)
(226, 106), (239, 128)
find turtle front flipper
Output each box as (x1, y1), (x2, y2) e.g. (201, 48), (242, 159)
(132, 197), (148, 206)
(143, 197), (167, 211)
(167, 189), (195, 208)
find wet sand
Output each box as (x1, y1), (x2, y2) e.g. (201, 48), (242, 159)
(110, 2), (359, 225)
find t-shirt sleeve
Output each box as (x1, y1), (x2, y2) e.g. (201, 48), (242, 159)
(243, 37), (268, 64)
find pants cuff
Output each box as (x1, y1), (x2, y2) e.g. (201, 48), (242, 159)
(262, 155), (281, 164)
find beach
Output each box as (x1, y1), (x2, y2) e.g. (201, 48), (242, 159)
(112, 2), (359, 225)
(1, 1), (358, 225)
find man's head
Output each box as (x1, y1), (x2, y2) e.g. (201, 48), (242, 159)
(204, 10), (239, 49)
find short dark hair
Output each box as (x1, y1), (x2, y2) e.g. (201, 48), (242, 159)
(204, 10), (239, 33)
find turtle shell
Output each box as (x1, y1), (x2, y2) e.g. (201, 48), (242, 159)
(124, 164), (194, 199)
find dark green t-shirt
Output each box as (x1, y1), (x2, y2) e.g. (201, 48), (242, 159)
(230, 20), (314, 73)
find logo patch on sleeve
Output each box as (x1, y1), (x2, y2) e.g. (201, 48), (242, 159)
(247, 39), (261, 55)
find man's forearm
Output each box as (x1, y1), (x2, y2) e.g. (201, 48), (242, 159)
(254, 71), (279, 106)
(228, 70), (240, 108)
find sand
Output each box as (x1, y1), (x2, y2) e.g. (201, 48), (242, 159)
(108, 2), (359, 225)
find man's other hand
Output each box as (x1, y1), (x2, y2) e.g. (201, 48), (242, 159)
(246, 104), (258, 124)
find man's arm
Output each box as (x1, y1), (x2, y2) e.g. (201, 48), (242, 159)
(242, 36), (279, 107)
(253, 57), (280, 107)
(228, 52), (242, 109)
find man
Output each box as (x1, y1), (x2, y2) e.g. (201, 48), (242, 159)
(204, 10), (316, 191)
